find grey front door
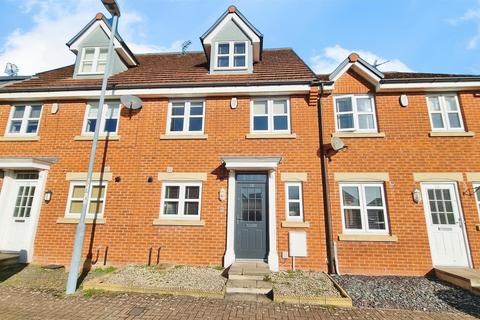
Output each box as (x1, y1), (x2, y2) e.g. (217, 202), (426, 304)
(235, 173), (268, 260)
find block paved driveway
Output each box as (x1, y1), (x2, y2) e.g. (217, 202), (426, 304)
(0, 286), (474, 320)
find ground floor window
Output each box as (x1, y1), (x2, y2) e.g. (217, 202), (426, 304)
(340, 183), (389, 234)
(65, 181), (107, 218)
(160, 182), (202, 219)
(285, 182), (304, 221)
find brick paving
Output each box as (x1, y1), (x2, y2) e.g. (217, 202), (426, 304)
(0, 286), (474, 320)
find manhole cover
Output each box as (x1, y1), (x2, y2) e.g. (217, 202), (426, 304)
(128, 307), (146, 316)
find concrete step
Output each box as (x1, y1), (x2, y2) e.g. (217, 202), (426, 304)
(0, 252), (20, 270)
(228, 262), (270, 279)
(435, 267), (480, 295)
(226, 279), (272, 295)
(224, 292), (273, 302)
(472, 286), (480, 296)
(229, 274), (265, 281)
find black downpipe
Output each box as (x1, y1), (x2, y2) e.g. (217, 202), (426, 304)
(316, 82), (336, 274)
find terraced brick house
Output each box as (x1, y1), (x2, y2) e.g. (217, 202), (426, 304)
(0, 6), (479, 277)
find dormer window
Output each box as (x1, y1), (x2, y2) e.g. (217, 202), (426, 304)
(79, 47), (108, 74)
(215, 41), (247, 69)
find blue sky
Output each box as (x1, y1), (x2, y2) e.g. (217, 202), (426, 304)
(1, 0), (480, 75)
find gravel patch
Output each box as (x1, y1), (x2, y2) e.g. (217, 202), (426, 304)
(332, 274), (480, 317)
(104, 265), (226, 293)
(271, 271), (341, 297)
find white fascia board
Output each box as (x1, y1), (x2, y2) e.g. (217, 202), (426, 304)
(69, 21), (136, 66)
(0, 84), (311, 101)
(203, 14), (260, 44)
(221, 156), (282, 170)
(0, 158), (52, 170)
(378, 81), (480, 92)
(328, 62), (381, 90)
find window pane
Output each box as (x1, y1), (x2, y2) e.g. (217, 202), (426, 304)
(171, 105), (184, 116)
(106, 105), (119, 118)
(358, 114), (374, 130)
(273, 100), (287, 114)
(188, 118), (202, 131)
(96, 61), (106, 73)
(337, 114), (354, 130)
(88, 106), (98, 118)
(218, 43), (229, 54)
(218, 56), (229, 67)
(273, 116), (288, 130)
(81, 62), (93, 73)
(253, 101), (267, 115)
(185, 186), (200, 199)
(428, 97), (441, 111)
(190, 104), (203, 116)
(184, 202), (199, 215)
(170, 118), (184, 131)
(344, 209), (362, 229)
(104, 119), (118, 132)
(448, 113), (461, 128)
(88, 201), (103, 214)
(13, 106), (25, 118)
(253, 116), (268, 130)
(234, 56), (245, 67)
(367, 209), (386, 230)
(91, 186), (105, 199)
(30, 106), (42, 118)
(234, 42), (245, 54)
(165, 186), (180, 199)
(431, 113), (444, 129)
(365, 186), (383, 206)
(444, 96), (458, 111)
(357, 98), (372, 112)
(69, 200), (83, 214)
(336, 97), (353, 112)
(9, 120), (22, 133)
(164, 202), (178, 215)
(475, 187), (480, 202)
(84, 48), (95, 60)
(86, 119), (96, 132)
(72, 186), (85, 198)
(26, 120), (39, 133)
(288, 185), (300, 200)
(98, 48), (108, 60)
(288, 202), (300, 217)
(342, 186), (359, 206)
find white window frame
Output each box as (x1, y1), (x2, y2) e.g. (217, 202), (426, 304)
(334, 94), (378, 133)
(78, 47), (108, 75)
(250, 97), (291, 134)
(81, 102), (121, 136)
(159, 181), (203, 220)
(64, 180), (108, 219)
(474, 183), (480, 222)
(5, 104), (43, 136)
(214, 41), (248, 70)
(285, 182), (304, 222)
(165, 100), (205, 135)
(426, 94), (465, 132)
(339, 182), (389, 235)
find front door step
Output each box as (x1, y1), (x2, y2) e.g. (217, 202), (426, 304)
(226, 279), (272, 294)
(0, 252), (20, 270)
(226, 262), (272, 300)
(435, 267), (480, 296)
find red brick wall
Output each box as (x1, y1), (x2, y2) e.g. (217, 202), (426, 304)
(0, 94), (327, 271)
(322, 70), (480, 275)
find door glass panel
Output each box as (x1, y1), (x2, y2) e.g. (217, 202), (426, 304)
(13, 185), (36, 218)
(427, 187), (456, 225)
(239, 186), (263, 222)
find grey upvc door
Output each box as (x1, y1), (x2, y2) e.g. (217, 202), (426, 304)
(234, 173), (268, 260)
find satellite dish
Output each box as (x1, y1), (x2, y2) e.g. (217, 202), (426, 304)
(399, 94), (409, 107)
(120, 95), (143, 110)
(331, 136), (346, 151)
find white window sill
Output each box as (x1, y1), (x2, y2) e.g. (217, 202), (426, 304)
(160, 134), (208, 140)
(338, 234), (398, 242)
(281, 221), (310, 228)
(0, 136), (40, 141)
(429, 131), (475, 137)
(332, 132), (385, 138)
(246, 133), (297, 139)
(56, 217), (106, 224)
(74, 135), (120, 141)
(153, 219), (205, 226)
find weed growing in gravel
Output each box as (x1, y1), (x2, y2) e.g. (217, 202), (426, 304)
(83, 288), (105, 298)
(93, 267), (117, 273)
(212, 266), (224, 271)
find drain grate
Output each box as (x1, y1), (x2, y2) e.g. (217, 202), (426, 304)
(128, 306), (146, 316)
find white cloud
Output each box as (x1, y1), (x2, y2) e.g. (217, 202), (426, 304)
(448, 1), (480, 49)
(310, 45), (413, 74)
(0, 0), (182, 75)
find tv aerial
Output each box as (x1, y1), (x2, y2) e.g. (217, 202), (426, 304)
(182, 40), (192, 55)
(4, 63), (19, 77)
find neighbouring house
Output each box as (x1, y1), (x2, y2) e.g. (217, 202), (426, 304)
(0, 6), (479, 276)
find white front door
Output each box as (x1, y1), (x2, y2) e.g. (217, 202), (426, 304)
(421, 183), (470, 267)
(0, 172), (42, 262)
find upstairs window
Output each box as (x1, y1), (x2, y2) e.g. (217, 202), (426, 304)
(79, 47), (108, 74)
(251, 98), (290, 133)
(167, 100), (205, 134)
(427, 95), (464, 132)
(334, 95), (377, 132)
(6, 104), (42, 135)
(215, 41), (247, 69)
(82, 102), (120, 135)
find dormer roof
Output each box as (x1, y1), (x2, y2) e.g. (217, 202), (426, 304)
(200, 5), (263, 62)
(66, 12), (138, 67)
(328, 52), (384, 85)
